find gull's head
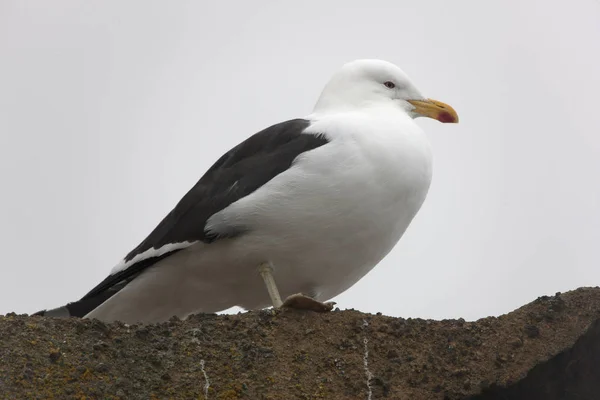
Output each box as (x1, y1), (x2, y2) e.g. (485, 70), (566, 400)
(314, 59), (458, 123)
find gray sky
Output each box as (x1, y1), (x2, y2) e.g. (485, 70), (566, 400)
(1, 1), (599, 321)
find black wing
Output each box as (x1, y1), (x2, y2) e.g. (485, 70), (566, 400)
(78, 118), (328, 306)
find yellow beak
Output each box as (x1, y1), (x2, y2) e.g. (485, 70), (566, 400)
(407, 99), (459, 123)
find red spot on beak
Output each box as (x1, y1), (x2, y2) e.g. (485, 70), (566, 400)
(438, 111), (456, 123)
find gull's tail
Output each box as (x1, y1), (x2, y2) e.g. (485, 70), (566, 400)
(32, 253), (172, 319)
(33, 291), (117, 318)
(33, 287), (121, 318)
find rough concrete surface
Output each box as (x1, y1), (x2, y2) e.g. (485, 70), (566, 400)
(1, 287), (599, 399)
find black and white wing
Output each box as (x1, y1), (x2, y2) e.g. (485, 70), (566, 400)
(36, 119), (329, 317)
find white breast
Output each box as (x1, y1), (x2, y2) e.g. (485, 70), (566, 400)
(216, 108), (433, 301)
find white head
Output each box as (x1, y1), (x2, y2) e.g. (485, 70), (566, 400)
(314, 59), (458, 123)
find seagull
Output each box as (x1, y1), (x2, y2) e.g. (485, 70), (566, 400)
(35, 59), (458, 323)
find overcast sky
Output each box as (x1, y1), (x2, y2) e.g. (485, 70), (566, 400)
(1, 1), (599, 321)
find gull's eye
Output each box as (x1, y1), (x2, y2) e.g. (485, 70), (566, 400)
(383, 81), (395, 89)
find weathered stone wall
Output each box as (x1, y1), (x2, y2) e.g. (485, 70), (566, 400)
(1, 288), (599, 399)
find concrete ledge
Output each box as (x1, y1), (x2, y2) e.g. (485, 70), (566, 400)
(1, 287), (599, 399)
